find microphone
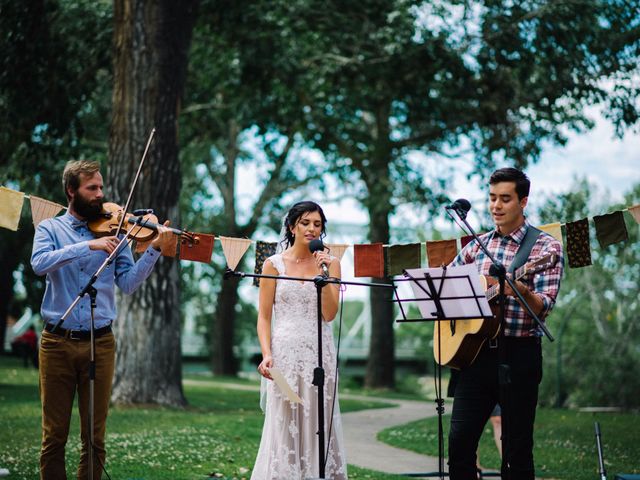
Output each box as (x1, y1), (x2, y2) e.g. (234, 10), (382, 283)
(132, 208), (154, 216)
(445, 198), (471, 217)
(308, 238), (330, 277)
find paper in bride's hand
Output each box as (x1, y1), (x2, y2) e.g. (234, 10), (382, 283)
(268, 367), (303, 404)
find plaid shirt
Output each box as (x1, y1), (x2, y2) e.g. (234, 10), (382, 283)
(450, 221), (564, 337)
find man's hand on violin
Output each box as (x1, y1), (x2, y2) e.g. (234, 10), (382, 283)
(88, 236), (120, 255)
(150, 220), (173, 252)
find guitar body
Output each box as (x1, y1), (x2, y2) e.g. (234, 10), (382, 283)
(432, 253), (556, 369)
(433, 276), (501, 369)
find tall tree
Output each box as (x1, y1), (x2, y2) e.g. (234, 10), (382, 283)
(108, 0), (198, 406)
(179, 1), (325, 374)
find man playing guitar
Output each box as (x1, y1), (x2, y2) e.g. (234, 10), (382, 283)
(447, 167), (564, 480)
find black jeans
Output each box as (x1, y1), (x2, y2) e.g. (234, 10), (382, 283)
(448, 336), (542, 480)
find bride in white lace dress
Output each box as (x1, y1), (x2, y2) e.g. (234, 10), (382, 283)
(251, 201), (348, 480)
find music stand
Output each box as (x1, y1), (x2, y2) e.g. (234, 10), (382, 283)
(225, 267), (394, 480)
(392, 264), (493, 479)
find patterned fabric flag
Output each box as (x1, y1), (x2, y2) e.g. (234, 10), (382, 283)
(326, 243), (349, 261)
(354, 243), (384, 277)
(0, 186), (25, 231)
(180, 233), (214, 263)
(565, 218), (592, 268)
(220, 236), (252, 270)
(627, 204), (640, 224)
(387, 243), (422, 276)
(593, 211), (628, 249)
(254, 241), (278, 286)
(460, 235), (474, 249)
(29, 196), (65, 227)
(538, 222), (563, 246)
(426, 239), (458, 267)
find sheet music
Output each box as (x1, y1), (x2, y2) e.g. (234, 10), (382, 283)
(404, 264), (493, 320)
(268, 367), (304, 404)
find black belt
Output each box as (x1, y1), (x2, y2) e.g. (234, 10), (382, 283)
(44, 323), (112, 340)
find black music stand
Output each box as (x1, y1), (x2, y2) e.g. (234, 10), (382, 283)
(392, 264), (494, 479)
(225, 267), (394, 480)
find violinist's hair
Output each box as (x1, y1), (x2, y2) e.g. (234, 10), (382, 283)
(280, 201), (327, 249)
(63, 160), (101, 200)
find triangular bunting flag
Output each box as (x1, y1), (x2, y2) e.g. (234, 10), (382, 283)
(460, 235), (474, 249)
(0, 187), (25, 231)
(387, 243), (421, 276)
(538, 222), (563, 246)
(220, 236), (252, 270)
(180, 233), (214, 263)
(565, 218), (592, 268)
(354, 243), (384, 277)
(627, 204), (640, 224)
(593, 211), (628, 249)
(30, 196), (65, 227)
(326, 243), (349, 261)
(426, 239), (458, 267)
(254, 241), (278, 286)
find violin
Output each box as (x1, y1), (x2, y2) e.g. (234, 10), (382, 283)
(88, 202), (199, 244)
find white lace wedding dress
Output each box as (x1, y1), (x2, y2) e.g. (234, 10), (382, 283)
(251, 253), (348, 480)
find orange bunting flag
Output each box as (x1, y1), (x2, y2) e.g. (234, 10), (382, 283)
(565, 218), (592, 268)
(628, 204), (640, 224)
(354, 243), (384, 278)
(460, 235), (474, 249)
(326, 243), (349, 261)
(593, 211), (628, 249)
(0, 186), (25, 231)
(426, 239), (458, 267)
(30, 196), (64, 227)
(219, 236), (252, 270)
(538, 222), (563, 246)
(180, 233), (214, 263)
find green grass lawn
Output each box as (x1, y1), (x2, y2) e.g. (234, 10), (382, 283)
(0, 356), (397, 479)
(378, 408), (640, 480)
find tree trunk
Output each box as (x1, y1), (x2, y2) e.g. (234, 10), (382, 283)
(211, 272), (240, 375)
(108, 0), (198, 406)
(364, 200), (395, 388)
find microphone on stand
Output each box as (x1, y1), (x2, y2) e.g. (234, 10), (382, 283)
(308, 239), (330, 277)
(132, 208), (155, 216)
(445, 198), (472, 218)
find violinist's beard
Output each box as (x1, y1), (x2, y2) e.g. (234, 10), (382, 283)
(72, 194), (104, 221)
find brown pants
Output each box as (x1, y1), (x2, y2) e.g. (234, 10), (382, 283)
(39, 330), (116, 480)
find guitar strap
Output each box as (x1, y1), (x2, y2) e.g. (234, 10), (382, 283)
(507, 225), (542, 274)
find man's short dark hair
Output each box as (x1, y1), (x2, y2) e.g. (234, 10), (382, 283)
(489, 167), (530, 200)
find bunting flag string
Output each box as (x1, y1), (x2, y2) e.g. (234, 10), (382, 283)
(2, 184), (639, 273)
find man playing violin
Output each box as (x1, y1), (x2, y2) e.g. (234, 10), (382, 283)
(447, 167), (564, 480)
(31, 160), (173, 479)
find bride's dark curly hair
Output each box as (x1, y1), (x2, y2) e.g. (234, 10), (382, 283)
(281, 201), (327, 249)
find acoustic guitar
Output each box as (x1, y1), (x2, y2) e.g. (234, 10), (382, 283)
(434, 253), (557, 369)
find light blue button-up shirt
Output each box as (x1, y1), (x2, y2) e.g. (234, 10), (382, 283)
(31, 211), (161, 330)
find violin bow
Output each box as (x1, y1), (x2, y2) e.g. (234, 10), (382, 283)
(114, 128), (156, 237)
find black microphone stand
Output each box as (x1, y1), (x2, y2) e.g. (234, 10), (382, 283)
(225, 268), (393, 479)
(446, 204), (553, 480)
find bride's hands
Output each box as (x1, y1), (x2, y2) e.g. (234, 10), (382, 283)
(258, 354), (273, 380)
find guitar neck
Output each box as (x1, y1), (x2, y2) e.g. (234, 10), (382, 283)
(485, 263), (527, 302)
